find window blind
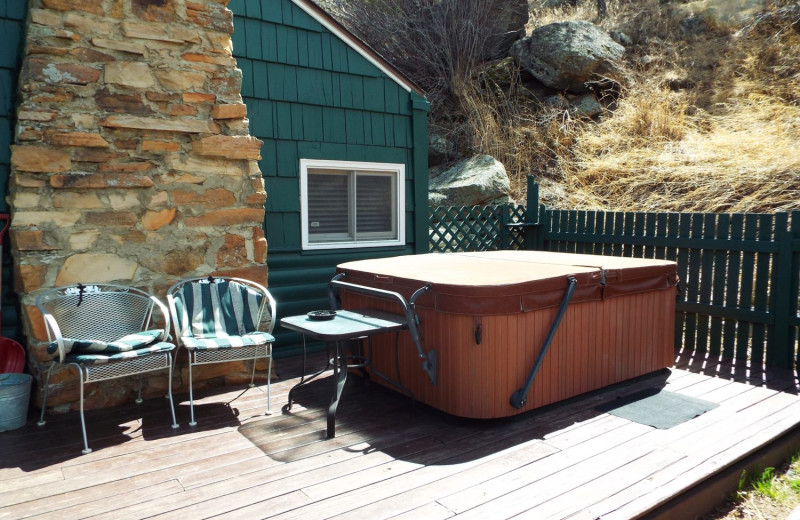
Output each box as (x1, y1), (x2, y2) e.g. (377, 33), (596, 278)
(307, 173), (350, 240)
(356, 174), (394, 237)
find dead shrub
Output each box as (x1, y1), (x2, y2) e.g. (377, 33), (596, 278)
(334, 0), (523, 109)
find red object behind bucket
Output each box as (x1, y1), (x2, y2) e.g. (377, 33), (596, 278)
(0, 341), (25, 373)
(0, 214), (25, 373)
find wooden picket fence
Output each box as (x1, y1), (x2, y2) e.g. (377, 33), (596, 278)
(429, 178), (800, 370)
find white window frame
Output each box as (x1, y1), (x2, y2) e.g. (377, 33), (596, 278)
(300, 159), (406, 251)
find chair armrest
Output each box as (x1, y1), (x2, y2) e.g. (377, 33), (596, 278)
(149, 295), (171, 342)
(263, 289), (277, 335)
(42, 313), (66, 363)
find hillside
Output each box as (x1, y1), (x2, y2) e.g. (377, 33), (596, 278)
(535, 0), (800, 213)
(329, 0), (800, 213)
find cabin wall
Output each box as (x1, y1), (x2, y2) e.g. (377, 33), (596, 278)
(0, 0), (27, 343)
(229, 0), (429, 352)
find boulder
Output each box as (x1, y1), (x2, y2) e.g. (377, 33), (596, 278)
(428, 192), (449, 207)
(543, 93), (604, 118)
(511, 21), (626, 93)
(544, 93), (569, 110)
(568, 94), (604, 118)
(429, 155), (512, 207)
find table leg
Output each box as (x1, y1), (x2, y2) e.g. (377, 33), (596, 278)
(284, 336), (332, 413)
(327, 341), (348, 438)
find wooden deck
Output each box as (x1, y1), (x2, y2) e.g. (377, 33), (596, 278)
(2, 349), (800, 520)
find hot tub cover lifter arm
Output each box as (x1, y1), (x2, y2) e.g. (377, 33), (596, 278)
(328, 274), (437, 386)
(510, 276), (578, 409)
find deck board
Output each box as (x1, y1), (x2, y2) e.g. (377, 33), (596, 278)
(1, 349), (799, 520)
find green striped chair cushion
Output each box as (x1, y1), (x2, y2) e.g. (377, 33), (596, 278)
(48, 329), (164, 355)
(64, 341), (175, 365)
(180, 331), (274, 351)
(174, 280), (264, 339)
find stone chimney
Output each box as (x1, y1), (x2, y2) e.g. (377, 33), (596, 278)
(9, 0), (269, 412)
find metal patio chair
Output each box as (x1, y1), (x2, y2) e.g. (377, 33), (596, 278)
(167, 276), (276, 426)
(36, 283), (179, 454)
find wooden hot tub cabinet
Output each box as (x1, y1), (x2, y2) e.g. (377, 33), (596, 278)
(335, 251), (679, 419)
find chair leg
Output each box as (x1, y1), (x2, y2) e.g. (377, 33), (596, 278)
(37, 363), (55, 427)
(266, 353), (272, 415)
(78, 369), (91, 455)
(135, 375), (144, 404)
(168, 349), (178, 396)
(249, 357), (257, 388)
(166, 353), (179, 429)
(188, 352), (196, 427)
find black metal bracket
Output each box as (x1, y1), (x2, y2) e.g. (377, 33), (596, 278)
(504, 222), (542, 228)
(510, 276), (578, 409)
(328, 274), (438, 386)
(409, 283), (436, 385)
(76, 283), (85, 306)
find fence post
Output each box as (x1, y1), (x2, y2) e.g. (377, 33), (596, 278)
(500, 204), (510, 250)
(769, 212), (792, 368)
(792, 211), (800, 369)
(524, 175), (542, 250)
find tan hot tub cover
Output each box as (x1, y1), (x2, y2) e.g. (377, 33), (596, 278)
(336, 251), (679, 418)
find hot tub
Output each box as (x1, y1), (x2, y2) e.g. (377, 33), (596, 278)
(335, 251), (679, 419)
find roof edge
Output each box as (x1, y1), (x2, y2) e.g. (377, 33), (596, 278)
(291, 0), (426, 97)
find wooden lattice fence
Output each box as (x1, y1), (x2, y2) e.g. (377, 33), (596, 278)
(428, 204), (526, 252)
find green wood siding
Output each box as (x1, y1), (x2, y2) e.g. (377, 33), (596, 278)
(0, 0), (27, 343)
(230, 0), (428, 354)
(1, 0), (25, 213)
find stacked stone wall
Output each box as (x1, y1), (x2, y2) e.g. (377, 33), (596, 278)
(9, 0), (269, 412)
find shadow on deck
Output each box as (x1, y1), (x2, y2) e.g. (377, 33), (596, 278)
(1, 348), (798, 519)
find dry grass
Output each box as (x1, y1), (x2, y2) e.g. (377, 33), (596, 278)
(508, 0), (800, 213)
(565, 90), (800, 212)
(453, 66), (579, 202)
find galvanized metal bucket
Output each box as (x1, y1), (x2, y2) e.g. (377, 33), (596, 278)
(0, 373), (32, 432)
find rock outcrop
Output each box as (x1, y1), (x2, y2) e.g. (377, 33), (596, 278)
(511, 20), (626, 93)
(429, 155), (513, 207)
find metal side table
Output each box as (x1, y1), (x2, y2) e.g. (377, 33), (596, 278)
(280, 309), (413, 438)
